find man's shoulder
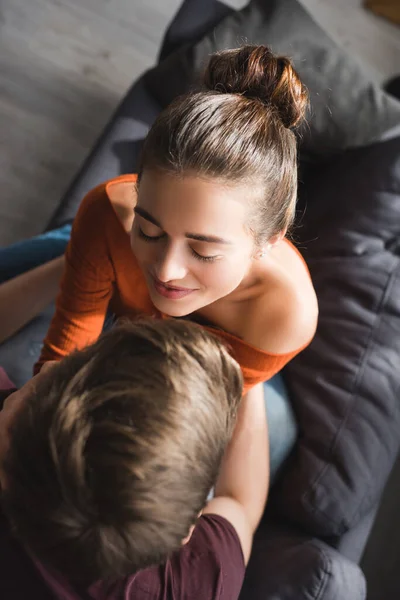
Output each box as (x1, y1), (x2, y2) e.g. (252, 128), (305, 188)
(0, 513), (245, 600)
(125, 514), (245, 600)
(185, 513), (245, 564)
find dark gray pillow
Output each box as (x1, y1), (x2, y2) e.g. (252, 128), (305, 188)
(144, 0), (400, 161)
(273, 135), (400, 537)
(241, 519), (366, 600)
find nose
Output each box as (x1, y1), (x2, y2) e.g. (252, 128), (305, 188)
(156, 241), (188, 283)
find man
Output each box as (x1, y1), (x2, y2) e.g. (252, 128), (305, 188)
(0, 318), (268, 599)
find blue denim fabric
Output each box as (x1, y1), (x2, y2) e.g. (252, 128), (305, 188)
(0, 224), (72, 284)
(207, 375), (297, 499)
(264, 375), (298, 482)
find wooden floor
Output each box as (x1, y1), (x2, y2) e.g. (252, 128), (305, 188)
(0, 0), (399, 246)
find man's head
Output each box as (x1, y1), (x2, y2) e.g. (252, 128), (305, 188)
(0, 319), (242, 584)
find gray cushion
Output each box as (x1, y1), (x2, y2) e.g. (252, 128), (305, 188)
(240, 518), (366, 600)
(158, 0), (233, 62)
(47, 78), (160, 230)
(144, 0), (400, 161)
(274, 135), (400, 537)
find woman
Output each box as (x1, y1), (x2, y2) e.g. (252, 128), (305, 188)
(3, 45), (318, 479)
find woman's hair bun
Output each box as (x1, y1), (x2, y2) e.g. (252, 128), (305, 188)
(204, 45), (308, 129)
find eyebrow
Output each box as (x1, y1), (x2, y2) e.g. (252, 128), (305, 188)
(134, 206), (233, 245)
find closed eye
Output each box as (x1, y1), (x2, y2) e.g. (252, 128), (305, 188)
(191, 248), (219, 263)
(138, 227), (165, 242)
(138, 226), (219, 262)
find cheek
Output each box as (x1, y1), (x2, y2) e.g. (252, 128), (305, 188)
(130, 234), (156, 265)
(196, 256), (248, 292)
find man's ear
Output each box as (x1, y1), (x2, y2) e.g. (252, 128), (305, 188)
(181, 510), (203, 545)
(181, 523), (196, 546)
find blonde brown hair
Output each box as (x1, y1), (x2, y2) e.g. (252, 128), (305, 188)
(2, 319), (242, 583)
(139, 45), (308, 245)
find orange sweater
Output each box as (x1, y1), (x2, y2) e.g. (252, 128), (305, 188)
(36, 175), (309, 392)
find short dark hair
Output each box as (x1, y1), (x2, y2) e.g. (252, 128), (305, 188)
(2, 319), (242, 583)
(139, 45), (308, 245)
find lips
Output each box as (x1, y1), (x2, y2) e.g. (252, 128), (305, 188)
(152, 275), (196, 300)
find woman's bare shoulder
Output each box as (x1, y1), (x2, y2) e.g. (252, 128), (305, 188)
(244, 268), (318, 355)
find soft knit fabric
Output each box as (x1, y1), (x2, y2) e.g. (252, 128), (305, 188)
(35, 175), (311, 391)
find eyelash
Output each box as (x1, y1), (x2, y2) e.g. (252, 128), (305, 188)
(138, 228), (163, 242)
(138, 227), (218, 263)
(191, 249), (217, 263)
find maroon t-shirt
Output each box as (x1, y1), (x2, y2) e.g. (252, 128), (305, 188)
(0, 384), (245, 599)
(0, 509), (245, 599)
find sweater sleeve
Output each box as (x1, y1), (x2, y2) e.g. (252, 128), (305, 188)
(34, 185), (115, 374)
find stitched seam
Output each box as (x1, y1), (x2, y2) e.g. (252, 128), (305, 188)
(303, 255), (400, 531)
(309, 542), (331, 600)
(349, 376), (400, 524)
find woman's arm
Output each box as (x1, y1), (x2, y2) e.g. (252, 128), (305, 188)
(0, 257), (65, 344)
(34, 186), (115, 373)
(203, 382), (269, 564)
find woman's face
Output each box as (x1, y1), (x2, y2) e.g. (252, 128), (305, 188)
(130, 170), (256, 317)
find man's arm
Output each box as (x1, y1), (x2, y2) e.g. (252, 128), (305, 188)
(203, 382), (269, 564)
